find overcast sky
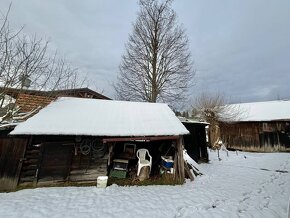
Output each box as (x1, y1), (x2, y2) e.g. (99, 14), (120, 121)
(1, 0), (290, 104)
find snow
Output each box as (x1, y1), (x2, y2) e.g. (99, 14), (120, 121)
(184, 150), (203, 175)
(1, 151), (289, 218)
(10, 97), (189, 136)
(178, 116), (209, 125)
(1, 94), (16, 108)
(230, 100), (290, 122)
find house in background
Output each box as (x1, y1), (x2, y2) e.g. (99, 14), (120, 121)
(1, 87), (110, 113)
(1, 97), (189, 191)
(0, 87), (110, 130)
(220, 100), (290, 152)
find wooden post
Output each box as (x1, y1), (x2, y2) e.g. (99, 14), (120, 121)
(174, 136), (185, 184)
(33, 141), (43, 187)
(108, 142), (115, 166)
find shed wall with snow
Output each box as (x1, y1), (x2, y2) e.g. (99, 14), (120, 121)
(5, 97), (189, 189)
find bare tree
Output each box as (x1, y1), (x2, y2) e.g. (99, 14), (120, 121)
(115, 0), (193, 104)
(0, 5), (86, 125)
(194, 92), (244, 149)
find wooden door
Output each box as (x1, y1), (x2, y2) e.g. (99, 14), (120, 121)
(38, 142), (73, 182)
(0, 138), (27, 191)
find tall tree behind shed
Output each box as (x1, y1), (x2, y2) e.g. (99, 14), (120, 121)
(115, 0), (193, 104)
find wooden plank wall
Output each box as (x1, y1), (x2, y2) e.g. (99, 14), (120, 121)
(0, 138), (28, 191)
(18, 140), (108, 188)
(69, 149), (108, 182)
(220, 121), (290, 152)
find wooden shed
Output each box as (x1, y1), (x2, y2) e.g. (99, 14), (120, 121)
(0, 88), (111, 191)
(5, 97), (189, 190)
(220, 100), (290, 152)
(179, 117), (209, 162)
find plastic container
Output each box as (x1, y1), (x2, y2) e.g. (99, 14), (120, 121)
(161, 156), (174, 168)
(97, 176), (108, 188)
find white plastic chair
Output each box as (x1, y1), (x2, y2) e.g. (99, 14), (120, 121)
(136, 149), (152, 176)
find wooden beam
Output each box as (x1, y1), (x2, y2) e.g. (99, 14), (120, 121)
(103, 136), (179, 143)
(184, 161), (194, 181)
(174, 136), (185, 184)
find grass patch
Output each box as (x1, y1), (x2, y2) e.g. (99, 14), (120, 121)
(108, 175), (182, 186)
(12, 181), (98, 192)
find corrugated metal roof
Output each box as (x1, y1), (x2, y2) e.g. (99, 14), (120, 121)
(10, 97), (189, 136)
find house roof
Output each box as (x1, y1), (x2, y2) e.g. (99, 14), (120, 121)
(0, 87), (111, 100)
(229, 100), (290, 122)
(1, 87), (110, 112)
(48, 88), (111, 100)
(10, 97), (189, 136)
(178, 116), (209, 125)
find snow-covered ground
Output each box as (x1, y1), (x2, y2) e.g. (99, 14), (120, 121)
(1, 150), (290, 218)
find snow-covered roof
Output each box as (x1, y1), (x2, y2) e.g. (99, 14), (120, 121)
(10, 97), (189, 136)
(178, 116), (209, 125)
(230, 100), (290, 122)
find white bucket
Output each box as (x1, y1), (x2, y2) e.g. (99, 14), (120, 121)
(97, 176), (108, 188)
